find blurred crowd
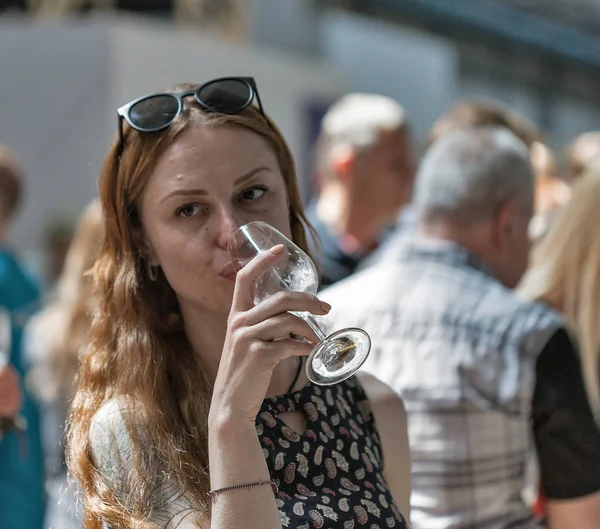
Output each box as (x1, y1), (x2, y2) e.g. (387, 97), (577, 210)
(1, 83), (600, 529)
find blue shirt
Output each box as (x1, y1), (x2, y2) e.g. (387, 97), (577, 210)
(0, 247), (45, 529)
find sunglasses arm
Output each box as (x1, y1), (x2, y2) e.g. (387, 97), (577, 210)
(252, 84), (267, 118)
(117, 114), (125, 157)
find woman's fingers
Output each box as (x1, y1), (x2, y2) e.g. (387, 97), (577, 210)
(251, 337), (314, 361)
(251, 312), (321, 344)
(231, 245), (285, 312)
(241, 291), (330, 327)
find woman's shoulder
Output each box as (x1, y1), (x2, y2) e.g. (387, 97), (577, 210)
(355, 371), (406, 418)
(354, 372), (408, 453)
(89, 398), (207, 527)
(90, 397), (139, 438)
(356, 372), (412, 517)
(89, 397), (142, 489)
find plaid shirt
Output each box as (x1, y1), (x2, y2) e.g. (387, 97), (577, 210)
(321, 238), (562, 529)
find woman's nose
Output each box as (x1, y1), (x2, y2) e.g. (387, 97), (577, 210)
(217, 213), (243, 249)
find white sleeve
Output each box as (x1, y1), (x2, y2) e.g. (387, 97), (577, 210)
(89, 399), (205, 529)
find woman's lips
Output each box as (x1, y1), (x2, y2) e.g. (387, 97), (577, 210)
(219, 264), (238, 281)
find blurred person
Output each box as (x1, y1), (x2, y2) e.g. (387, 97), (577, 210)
(306, 93), (415, 287)
(321, 127), (600, 529)
(44, 215), (77, 285)
(528, 142), (571, 243)
(24, 200), (103, 529)
(67, 79), (411, 529)
(520, 173), (600, 527)
(1, 309), (21, 429)
(0, 365), (21, 423)
(0, 144), (45, 529)
(565, 131), (600, 183)
(363, 98), (540, 268)
(426, 99), (540, 149)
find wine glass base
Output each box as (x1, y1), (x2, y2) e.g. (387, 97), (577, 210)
(305, 328), (371, 386)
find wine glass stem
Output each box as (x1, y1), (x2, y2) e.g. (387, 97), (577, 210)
(297, 312), (327, 342)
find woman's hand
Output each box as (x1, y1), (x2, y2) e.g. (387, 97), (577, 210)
(210, 244), (330, 427)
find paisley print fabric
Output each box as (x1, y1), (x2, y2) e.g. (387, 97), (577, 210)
(257, 376), (407, 529)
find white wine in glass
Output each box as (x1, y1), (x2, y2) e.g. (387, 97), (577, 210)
(228, 221), (371, 386)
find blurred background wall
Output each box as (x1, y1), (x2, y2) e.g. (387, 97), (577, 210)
(1, 0), (600, 284)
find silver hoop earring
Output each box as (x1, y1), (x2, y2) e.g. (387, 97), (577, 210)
(147, 262), (158, 281)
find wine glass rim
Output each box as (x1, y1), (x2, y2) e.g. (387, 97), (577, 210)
(235, 220), (272, 231)
(230, 221), (290, 241)
(227, 221), (289, 263)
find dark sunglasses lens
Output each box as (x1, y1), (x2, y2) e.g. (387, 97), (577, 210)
(198, 79), (252, 113)
(129, 95), (179, 130)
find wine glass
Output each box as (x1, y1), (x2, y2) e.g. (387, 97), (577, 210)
(228, 221), (371, 386)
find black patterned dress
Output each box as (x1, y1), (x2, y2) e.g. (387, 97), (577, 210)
(256, 376), (408, 529)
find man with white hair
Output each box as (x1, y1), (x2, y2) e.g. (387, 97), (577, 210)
(322, 127), (600, 528)
(307, 93), (414, 287)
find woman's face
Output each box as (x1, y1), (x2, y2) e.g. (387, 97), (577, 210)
(139, 125), (292, 317)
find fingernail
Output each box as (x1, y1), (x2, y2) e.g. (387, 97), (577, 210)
(320, 301), (331, 312)
(270, 244), (284, 255)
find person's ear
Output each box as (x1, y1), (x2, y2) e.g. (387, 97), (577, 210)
(133, 225), (160, 266)
(491, 202), (516, 251)
(330, 144), (356, 181)
(147, 248), (160, 267)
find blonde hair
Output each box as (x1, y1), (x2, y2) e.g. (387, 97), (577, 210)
(528, 142), (571, 241)
(519, 172), (600, 419)
(28, 200), (103, 402)
(66, 83), (315, 528)
(566, 131), (600, 182)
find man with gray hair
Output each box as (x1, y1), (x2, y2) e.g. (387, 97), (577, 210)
(307, 93), (414, 287)
(321, 127), (600, 528)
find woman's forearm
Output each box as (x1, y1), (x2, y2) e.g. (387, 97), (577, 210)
(208, 413), (281, 529)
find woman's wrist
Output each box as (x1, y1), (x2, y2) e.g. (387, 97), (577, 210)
(208, 404), (257, 437)
(208, 407), (272, 493)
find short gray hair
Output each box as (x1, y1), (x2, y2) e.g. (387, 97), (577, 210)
(316, 93), (407, 176)
(414, 126), (534, 224)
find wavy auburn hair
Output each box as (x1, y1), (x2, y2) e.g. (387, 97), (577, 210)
(66, 84), (314, 528)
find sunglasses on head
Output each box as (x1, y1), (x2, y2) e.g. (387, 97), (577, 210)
(116, 77), (267, 155)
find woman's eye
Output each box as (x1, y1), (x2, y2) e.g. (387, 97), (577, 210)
(241, 186), (267, 201)
(176, 204), (203, 218)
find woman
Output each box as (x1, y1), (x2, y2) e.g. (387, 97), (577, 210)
(520, 173), (600, 418)
(520, 173), (600, 526)
(67, 78), (411, 529)
(25, 200), (103, 529)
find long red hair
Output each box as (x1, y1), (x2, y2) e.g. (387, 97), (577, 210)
(67, 84), (315, 528)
